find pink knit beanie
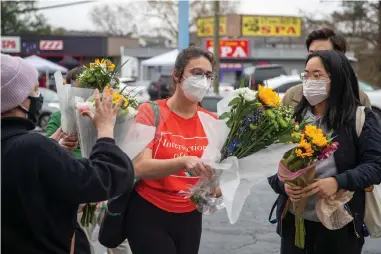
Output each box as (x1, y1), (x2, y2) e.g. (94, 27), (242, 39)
(1, 53), (39, 113)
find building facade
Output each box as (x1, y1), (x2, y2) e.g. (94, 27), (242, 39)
(1, 35), (139, 69)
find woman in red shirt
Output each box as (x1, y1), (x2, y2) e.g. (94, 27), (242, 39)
(126, 47), (217, 254)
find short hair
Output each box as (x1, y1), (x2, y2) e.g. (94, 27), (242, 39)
(65, 66), (85, 84)
(305, 28), (347, 53)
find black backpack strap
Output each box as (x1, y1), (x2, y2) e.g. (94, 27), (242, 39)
(269, 196), (279, 224)
(149, 101), (160, 127)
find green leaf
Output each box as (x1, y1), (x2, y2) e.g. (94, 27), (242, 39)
(219, 112), (230, 120)
(228, 97), (241, 107)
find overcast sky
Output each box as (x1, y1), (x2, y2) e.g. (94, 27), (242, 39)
(38, 0), (341, 31)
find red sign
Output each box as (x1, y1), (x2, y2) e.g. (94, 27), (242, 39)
(206, 40), (249, 58)
(1, 36), (21, 53)
(40, 40), (64, 51)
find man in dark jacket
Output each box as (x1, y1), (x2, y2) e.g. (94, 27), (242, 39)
(1, 54), (135, 254)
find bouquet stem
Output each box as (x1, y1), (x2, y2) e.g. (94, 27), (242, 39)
(295, 217), (306, 249)
(80, 203), (97, 227)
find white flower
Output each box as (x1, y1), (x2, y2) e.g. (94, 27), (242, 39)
(232, 87), (257, 102)
(127, 106), (137, 116)
(242, 90), (257, 102)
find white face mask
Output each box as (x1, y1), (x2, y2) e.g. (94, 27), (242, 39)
(182, 76), (210, 102)
(303, 80), (329, 106)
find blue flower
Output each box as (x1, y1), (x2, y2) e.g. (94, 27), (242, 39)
(227, 140), (240, 153)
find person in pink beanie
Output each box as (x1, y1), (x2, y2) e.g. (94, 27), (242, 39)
(1, 53), (135, 254)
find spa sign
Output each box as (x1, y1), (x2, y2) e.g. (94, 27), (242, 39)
(206, 40), (249, 58)
(197, 16), (227, 37)
(242, 16), (301, 37)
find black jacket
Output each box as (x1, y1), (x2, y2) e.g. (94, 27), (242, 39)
(1, 117), (135, 254)
(268, 108), (381, 237)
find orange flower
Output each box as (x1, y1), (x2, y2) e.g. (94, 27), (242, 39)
(296, 135), (314, 158)
(258, 85), (281, 107)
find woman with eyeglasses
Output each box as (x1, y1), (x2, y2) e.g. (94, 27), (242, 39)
(268, 50), (381, 253)
(124, 47), (218, 254)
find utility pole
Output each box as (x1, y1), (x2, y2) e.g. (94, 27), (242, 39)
(213, 0), (220, 95)
(178, 0), (190, 51)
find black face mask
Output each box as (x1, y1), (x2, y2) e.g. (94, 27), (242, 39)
(18, 94), (44, 124)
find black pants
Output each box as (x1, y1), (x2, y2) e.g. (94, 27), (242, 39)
(74, 222), (91, 254)
(125, 191), (202, 254)
(281, 213), (364, 254)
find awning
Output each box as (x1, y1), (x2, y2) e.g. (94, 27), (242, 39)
(141, 49), (179, 67)
(24, 55), (68, 73)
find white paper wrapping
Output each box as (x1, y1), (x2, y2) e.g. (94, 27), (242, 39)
(74, 97), (155, 160)
(54, 72), (76, 134)
(198, 111), (295, 224)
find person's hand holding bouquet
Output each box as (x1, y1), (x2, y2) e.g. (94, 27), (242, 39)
(77, 88), (123, 227)
(277, 124), (340, 249)
(80, 88), (123, 139)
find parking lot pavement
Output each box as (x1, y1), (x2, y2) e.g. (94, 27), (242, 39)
(93, 181), (380, 254)
(199, 182), (380, 254)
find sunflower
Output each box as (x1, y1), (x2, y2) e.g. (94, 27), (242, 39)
(304, 125), (328, 147)
(295, 135), (314, 158)
(258, 85), (281, 107)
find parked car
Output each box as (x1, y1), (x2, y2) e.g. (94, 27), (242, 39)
(39, 88), (60, 131)
(147, 74), (172, 100)
(360, 81), (381, 117)
(264, 75), (381, 117)
(120, 79), (151, 104)
(200, 95), (223, 113)
(207, 82), (234, 98)
(237, 64), (287, 90)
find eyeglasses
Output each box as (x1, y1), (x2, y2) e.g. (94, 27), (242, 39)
(300, 72), (329, 82)
(185, 68), (217, 81)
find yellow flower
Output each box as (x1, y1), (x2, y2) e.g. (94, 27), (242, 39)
(112, 93), (129, 107)
(258, 85), (281, 107)
(95, 59), (100, 65)
(311, 136), (328, 147)
(304, 125), (322, 137)
(296, 136), (314, 158)
(304, 125), (328, 147)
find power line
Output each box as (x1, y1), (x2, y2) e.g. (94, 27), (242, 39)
(36, 1), (95, 11)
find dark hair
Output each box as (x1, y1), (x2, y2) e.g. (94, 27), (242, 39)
(294, 50), (360, 131)
(172, 46), (214, 93)
(306, 28), (347, 53)
(65, 66), (85, 84)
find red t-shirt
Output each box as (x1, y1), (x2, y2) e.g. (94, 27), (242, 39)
(135, 99), (216, 213)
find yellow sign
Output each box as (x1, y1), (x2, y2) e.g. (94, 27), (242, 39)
(242, 16), (301, 37)
(197, 16), (227, 37)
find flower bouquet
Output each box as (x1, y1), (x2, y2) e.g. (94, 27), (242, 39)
(54, 58), (125, 135)
(184, 86), (298, 223)
(70, 59), (153, 228)
(277, 124), (340, 249)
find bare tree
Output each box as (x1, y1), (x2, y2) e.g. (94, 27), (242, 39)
(144, 0), (240, 42)
(302, 1), (381, 86)
(89, 0), (240, 41)
(89, 4), (141, 36)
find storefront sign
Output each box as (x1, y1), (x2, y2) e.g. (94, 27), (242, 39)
(197, 16), (227, 37)
(206, 40), (249, 58)
(40, 40), (64, 51)
(242, 16), (301, 37)
(1, 36), (21, 53)
(220, 63), (243, 69)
